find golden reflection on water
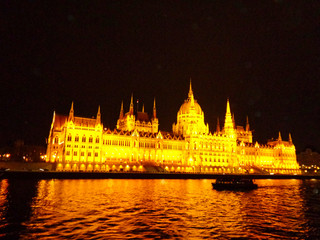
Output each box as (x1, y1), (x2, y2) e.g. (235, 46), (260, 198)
(0, 179), (9, 221)
(0, 179), (319, 239)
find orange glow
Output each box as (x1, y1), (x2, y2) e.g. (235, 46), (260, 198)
(46, 83), (300, 174)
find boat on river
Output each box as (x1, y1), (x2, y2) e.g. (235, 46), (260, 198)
(212, 176), (258, 190)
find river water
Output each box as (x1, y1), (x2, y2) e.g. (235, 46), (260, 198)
(0, 178), (320, 239)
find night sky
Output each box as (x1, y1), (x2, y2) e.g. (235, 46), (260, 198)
(1, 1), (320, 152)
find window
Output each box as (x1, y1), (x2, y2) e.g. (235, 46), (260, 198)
(74, 151), (77, 156)
(67, 135), (72, 141)
(96, 137), (99, 143)
(89, 136), (93, 143)
(95, 152), (98, 157)
(81, 152), (84, 156)
(88, 152), (92, 157)
(66, 151), (70, 156)
(82, 136), (86, 142)
(54, 136), (58, 144)
(75, 136), (79, 142)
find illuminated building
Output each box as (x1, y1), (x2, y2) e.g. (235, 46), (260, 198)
(46, 82), (300, 174)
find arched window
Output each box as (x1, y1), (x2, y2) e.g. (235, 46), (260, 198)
(89, 136), (93, 143)
(82, 136), (86, 142)
(75, 136), (79, 142)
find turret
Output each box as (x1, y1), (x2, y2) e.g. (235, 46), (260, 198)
(246, 116), (250, 132)
(223, 99), (235, 136)
(289, 133), (293, 144)
(153, 98), (157, 119)
(216, 117), (220, 133)
(129, 94), (134, 115)
(119, 101), (124, 119)
(278, 131), (282, 141)
(96, 106), (101, 124)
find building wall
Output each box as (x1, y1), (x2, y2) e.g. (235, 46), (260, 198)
(47, 118), (300, 174)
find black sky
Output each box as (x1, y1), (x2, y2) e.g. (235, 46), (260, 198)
(1, 0), (320, 152)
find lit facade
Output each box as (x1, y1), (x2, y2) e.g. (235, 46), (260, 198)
(46, 83), (300, 174)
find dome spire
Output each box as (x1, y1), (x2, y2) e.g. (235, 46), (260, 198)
(188, 78), (193, 98)
(188, 78), (195, 106)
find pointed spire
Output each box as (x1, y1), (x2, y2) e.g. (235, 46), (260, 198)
(96, 105), (101, 124)
(188, 78), (193, 97)
(188, 78), (195, 106)
(129, 94), (134, 115)
(226, 99), (231, 116)
(119, 101), (124, 119)
(153, 98), (157, 118)
(68, 102), (74, 121)
(190, 93), (195, 106)
(216, 117), (220, 133)
(50, 111), (56, 129)
(278, 131), (282, 141)
(289, 133), (292, 144)
(142, 104), (145, 113)
(246, 116), (250, 132)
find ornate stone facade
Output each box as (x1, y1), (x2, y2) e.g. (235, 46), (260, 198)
(46, 82), (300, 174)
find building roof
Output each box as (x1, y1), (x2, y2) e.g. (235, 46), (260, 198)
(73, 116), (97, 127)
(53, 114), (68, 130)
(136, 112), (150, 122)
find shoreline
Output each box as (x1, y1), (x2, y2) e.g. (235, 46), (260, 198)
(1, 171), (320, 180)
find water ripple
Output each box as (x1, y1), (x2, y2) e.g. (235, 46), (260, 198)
(0, 179), (319, 239)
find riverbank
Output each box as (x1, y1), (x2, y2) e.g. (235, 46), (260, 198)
(1, 170), (320, 180)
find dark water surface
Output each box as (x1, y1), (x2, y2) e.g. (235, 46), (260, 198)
(0, 179), (320, 239)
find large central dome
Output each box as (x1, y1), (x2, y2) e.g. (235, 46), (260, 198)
(172, 81), (209, 136)
(178, 86), (203, 115)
